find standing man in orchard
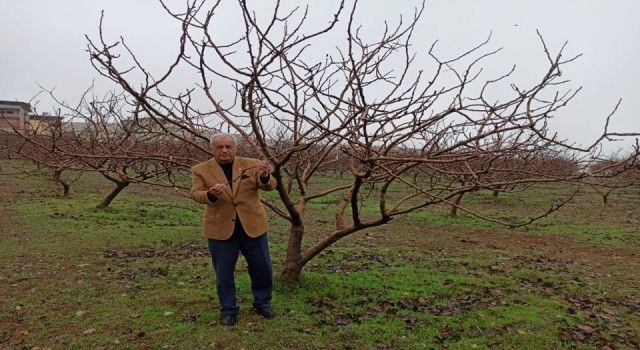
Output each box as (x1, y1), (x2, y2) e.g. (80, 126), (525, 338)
(191, 133), (277, 326)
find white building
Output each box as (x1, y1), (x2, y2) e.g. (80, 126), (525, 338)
(0, 100), (31, 133)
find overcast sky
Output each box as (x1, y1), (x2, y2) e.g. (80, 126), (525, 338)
(1, 0), (638, 152)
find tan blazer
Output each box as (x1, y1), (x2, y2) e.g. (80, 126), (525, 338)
(191, 157), (277, 240)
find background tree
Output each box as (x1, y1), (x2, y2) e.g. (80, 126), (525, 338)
(586, 150), (640, 204)
(6, 89), (209, 208)
(1, 106), (85, 197)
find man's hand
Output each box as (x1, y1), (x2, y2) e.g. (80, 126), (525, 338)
(207, 183), (226, 197)
(257, 160), (273, 178)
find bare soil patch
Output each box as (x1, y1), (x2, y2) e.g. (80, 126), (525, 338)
(456, 230), (640, 284)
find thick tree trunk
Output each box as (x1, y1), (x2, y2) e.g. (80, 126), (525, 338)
(61, 182), (70, 198)
(450, 193), (464, 217)
(282, 224), (305, 282)
(335, 188), (353, 230)
(97, 181), (129, 209)
(53, 170), (70, 198)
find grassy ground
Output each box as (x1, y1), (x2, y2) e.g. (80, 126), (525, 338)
(1, 163), (639, 349)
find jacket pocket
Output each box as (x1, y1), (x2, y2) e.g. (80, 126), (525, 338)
(205, 207), (217, 222)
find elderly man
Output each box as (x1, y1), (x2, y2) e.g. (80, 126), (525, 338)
(191, 133), (277, 326)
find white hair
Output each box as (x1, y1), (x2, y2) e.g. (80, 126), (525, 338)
(209, 133), (237, 147)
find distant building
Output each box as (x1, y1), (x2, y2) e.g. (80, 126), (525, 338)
(0, 100), (32, 133)
(30, 113), (64, 135)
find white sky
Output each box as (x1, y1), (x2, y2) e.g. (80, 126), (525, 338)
(1, 0), (638, 152)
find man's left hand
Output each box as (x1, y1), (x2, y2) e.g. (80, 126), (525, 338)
(257, 160), (273, 177)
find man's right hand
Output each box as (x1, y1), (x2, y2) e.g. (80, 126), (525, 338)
(208, 183), (226, 198)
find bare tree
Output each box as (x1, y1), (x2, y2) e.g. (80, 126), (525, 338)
(6, 89), (207, 208)
(586, 150), (640, 204)
(1, 106), (86, 197)
(85, 0), (639, 281)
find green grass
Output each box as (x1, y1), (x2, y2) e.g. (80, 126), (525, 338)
(1, 165), (639, 349)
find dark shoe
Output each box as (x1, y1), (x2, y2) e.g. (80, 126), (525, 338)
(254, 306), (276, 319)
(220, 314), (237, 326)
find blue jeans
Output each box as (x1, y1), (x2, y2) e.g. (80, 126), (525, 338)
(207, 231), (273, 316)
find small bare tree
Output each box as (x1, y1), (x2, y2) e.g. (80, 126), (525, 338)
(1, 106), (86, 197)
(8, 89), (207, 208)
(586, 149), (640, 204)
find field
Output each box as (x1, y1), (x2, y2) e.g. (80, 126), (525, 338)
(1, 162), (639, 349)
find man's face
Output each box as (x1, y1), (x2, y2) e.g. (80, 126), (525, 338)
(211, 136), (237, 164)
